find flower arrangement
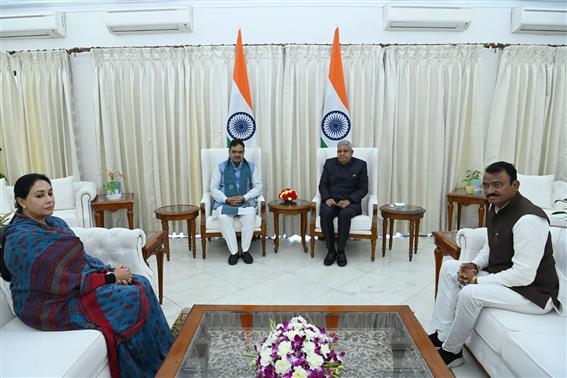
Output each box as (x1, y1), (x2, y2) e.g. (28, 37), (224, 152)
(279, 188), (298, 204)
(253, 316), (344, 378)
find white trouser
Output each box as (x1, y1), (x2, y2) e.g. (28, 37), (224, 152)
(215, 207), (256, 255)
(432, 259), (553, 353)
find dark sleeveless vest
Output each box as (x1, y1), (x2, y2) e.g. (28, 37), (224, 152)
(486, 192), (558, 309)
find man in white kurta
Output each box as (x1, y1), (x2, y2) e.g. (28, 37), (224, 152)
(430, 161), (558, 368)
(210, 139), (262, 265)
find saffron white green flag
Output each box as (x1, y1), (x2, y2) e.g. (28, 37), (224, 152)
(321, 27), (351, 148)
(226, 29), (256, 147)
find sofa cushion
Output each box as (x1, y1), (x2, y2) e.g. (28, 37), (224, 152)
(52, 176), (75, 211)
(474, 308), (563, 354)
(0, 178), (10, 213)
(518, 174), (554, 209)
(502, 331), (566, 377)
(206, 215), (262, 230)
(1, 318), (108, 377)
(315, 214), (372, 233)
(55, 208), (80, 228)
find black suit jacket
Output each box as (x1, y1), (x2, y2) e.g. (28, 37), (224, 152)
(319, 157), (369, 205)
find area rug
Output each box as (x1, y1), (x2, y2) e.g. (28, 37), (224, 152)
(170, 307), (191, 339)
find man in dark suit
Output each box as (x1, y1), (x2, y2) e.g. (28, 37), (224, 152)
(319, 140), (369, 267)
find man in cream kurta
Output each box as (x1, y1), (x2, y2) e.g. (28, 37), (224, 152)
(210, 139), (262, 265)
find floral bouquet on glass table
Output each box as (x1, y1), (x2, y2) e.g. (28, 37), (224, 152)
(278, 188), (298, 204)
(254, 316), (345, 378)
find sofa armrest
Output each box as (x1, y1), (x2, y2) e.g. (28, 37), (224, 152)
(456, 227), (488, 262)
(72, 181), (97, 228)
(71, 227), (155, 294)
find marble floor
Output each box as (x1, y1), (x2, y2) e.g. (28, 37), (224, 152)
(148, 234), (486, 377)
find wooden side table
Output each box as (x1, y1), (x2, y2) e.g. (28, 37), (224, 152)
(380, 205), (426, 261)
(142, 231), (166, 304)
(155, 205), (199, 261)
(432, 231), (461, 298)
(268, 199), (312, 253)
(91, 193), (134, 229)
(446, 188), (488, 231)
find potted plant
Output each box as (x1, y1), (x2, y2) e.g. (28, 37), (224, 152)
(105, 170), (124, 199)
(463, 169), (482, 194)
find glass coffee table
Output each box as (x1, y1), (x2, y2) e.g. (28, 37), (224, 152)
(158, 305), (450, 377)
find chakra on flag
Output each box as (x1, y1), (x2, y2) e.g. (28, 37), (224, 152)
(321, 110), (351, 141)
(227, 111), (256, 140)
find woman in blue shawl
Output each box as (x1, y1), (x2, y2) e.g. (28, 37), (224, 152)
(0, 174), (172, 378)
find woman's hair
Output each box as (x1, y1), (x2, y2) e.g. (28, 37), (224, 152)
(12, 173), (51, 212)
(1, 173), (52, 282)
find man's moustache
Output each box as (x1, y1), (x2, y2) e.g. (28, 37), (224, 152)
(487, 194), (498, 198)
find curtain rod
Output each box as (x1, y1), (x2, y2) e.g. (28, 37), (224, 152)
(8, 42), (565, 55)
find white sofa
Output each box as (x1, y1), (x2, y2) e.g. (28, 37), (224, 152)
(0, 227), (153, 377)
(517, 174), (567, 228)
(456, 226), (567, 377)
(0, 176), (97, 228)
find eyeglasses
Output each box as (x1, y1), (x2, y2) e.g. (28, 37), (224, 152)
(482, 182), (505, 190)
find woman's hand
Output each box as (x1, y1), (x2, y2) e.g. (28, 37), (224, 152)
(114, 265), (132, 285)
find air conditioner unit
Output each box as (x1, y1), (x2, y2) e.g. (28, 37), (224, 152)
(0, 12), (66, 39)
(384, 4), (471, 32)
(511, 7), (567, 34)
(105, 7), (192, 34)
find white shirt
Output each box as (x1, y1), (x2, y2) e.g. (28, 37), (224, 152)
(210, 160), (262, 204)
(472, 212), (550, 287)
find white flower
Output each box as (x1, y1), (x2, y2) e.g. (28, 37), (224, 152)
(304, 328), (320, 339)
(275, 359), (292, 374)
(286, 330), (300, 341)
(320, 343), (330, 357)
(292, 316), (307, 324)
(260, 355), (273, 367)
(260, 347), (272, 359)
(306, 352), (324, 369)
(277, 341), (292, 357)
(291, 366), (308, 378)
(303, 341), (316, 354)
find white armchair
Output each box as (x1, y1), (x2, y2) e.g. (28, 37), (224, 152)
(200, 147), (267, 258)
(310, 147), (379, 260)
(0, 226), (153, 378)
(2, 176), (97, 228)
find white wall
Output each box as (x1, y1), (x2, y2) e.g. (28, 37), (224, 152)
(1, 0), (565, 189)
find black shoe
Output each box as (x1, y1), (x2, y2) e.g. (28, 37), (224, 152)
(324, 250), (336, 266)
(438, 348), (464, 368)
(228, 254), (239, 265)
(428, 332), (443, 349)
(241, 251), (253, 264)
(336, 251), (347, 267)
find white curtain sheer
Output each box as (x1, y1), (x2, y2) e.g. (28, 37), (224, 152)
(383, 45), (485, 231)
(279, 45), (384, 234)
(486, 46), (566, 178)
(90, 43), (563, 234)
(0, 50), (79, 182)
(92, 46), (284, 231)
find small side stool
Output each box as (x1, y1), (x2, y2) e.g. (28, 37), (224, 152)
(380, 204), (426, 261)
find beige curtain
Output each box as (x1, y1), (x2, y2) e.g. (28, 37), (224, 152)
(383, 45), (485, 231)
(486, 45), (566, 178)
(92, 46), (284, 231)
(0, 51), (79, 182)
(278, 45), (385, 234)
